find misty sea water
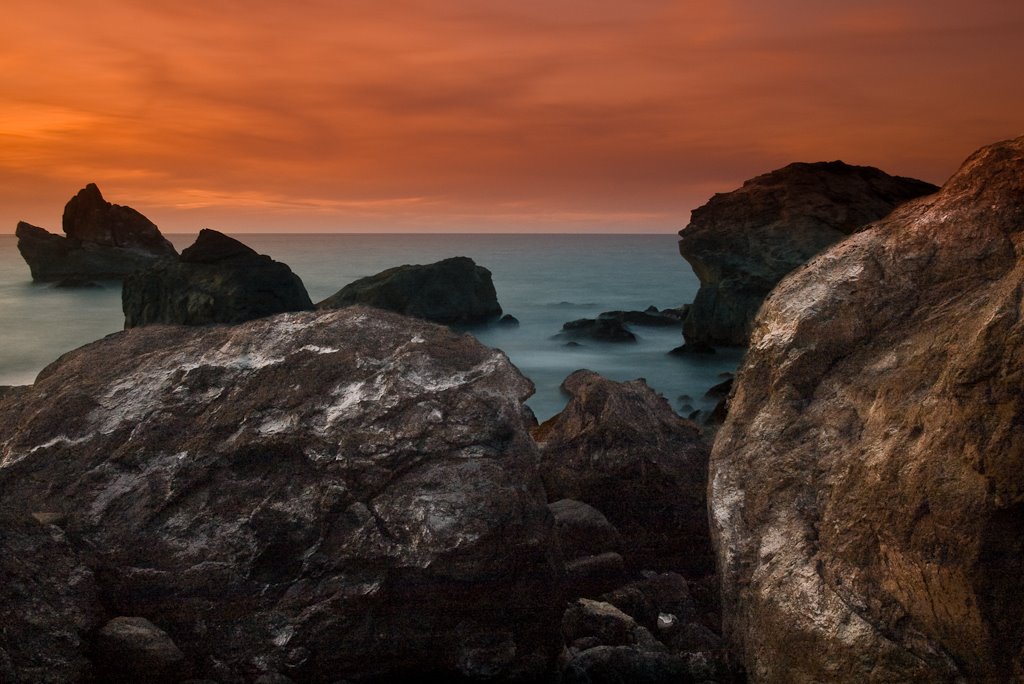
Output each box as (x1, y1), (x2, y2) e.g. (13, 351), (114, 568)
(0, 233), (743, 420)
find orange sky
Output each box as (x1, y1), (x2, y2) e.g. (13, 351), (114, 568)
(3, 0), (1023, 233)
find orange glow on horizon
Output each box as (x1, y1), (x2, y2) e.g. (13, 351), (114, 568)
(2, 0), (1023, 233)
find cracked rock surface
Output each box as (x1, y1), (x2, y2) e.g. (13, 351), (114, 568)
(711, 137), (1024, 682)
(0, 307), (560, 682)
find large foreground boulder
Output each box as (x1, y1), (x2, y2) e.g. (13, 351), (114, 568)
(0, 509), (102, 683)
(16, 183), (177, 281)
(122, 229), (314, 327)
(0, 307), (561, 682)
(317, 256), (503, 324)
(678, 161), (936, 347)
(711, 136), (1024, 682)
(533, 370), (711, 575)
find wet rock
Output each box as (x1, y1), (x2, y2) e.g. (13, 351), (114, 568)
(678, 160), (937, 348)
(712, 136), (1024, 681)
(122, 229), (314, 327)
(533, 370), (711, 574)
(94, 616), (188, 683)
(15, 184), (177, 281)
(317, 256), (502, 324)
(0, 307), (561, 682)
(556, 318), (637, 343)
(497, 314), (520, 327)
(0, 509), (102, 684)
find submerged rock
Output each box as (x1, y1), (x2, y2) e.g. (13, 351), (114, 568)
(556, 318), (637, 343)
(711, 136), (1024, 681)
(317, 256), (502, 324)
(678, 161), (936, 347)
(122, 229), (314, 327)
(597, 307), (685, 328)
(0, 307), (561, 682)
(15, 184), (177, 281)
(533, 370), (711, 574)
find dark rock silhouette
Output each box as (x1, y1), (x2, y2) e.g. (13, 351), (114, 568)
(317, 256), (502, 324)
(533, 370), (711, 575)
(15, 184), (177, 281)
(556, 318), (637, 343)
(0, 307), (561, 682)
(678, 161), (937, 347)
(598, 306), (685, 328)
(711, 136), (1024, 681)
(122, 229), (313, 327)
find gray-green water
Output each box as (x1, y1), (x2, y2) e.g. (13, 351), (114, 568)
(0, 233), (742, 419)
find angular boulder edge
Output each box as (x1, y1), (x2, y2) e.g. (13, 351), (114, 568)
(711, 137), (1024, 682)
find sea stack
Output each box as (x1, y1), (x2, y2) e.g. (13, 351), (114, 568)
(15, 183), (177, 281)
(710, 136), (1024, 681)
(677, 161), (937, 348)
(122, 229), (314, 327)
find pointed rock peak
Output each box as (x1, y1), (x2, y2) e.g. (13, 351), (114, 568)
(180, 229), (258, 263)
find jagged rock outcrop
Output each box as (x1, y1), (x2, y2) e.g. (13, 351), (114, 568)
(122, 229), (313, 327)
(678, 161), (937, 347)
(16, 184), (177, 281)
(533, 370), (711, 575)
(0, 307), (561, 682)
(711, 136), (1024, 682)
(0, 509), (102, 683)
(317, 256), (502, 324)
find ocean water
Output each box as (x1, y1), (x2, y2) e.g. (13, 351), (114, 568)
(0, 233), (743, 420)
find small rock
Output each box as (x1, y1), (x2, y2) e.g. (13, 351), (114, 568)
(562, 646), (688, 684)
(497, 314), (520, 327)
(564, 552), (627, 600)
(94, 616), (188, 683)
(562, 599), (638, 647)
(549, 499), (622, 560)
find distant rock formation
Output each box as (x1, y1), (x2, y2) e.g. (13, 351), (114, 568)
(598, 306), (686, 328)
(711, 136), (1024, 681)
(678, 161), (937, 347)
(317, 256), (502, 324)
(15, 183), (177, 281)
(0, 307), (562, 682)
(122, 229), (313, 327)
(533, 370), (711, 575)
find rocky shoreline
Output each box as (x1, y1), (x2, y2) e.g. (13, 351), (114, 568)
(3, 135), (1023, 682)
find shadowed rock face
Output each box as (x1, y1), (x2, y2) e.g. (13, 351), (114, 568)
(122, 229), (314, 327)
(0, 307), (561, 682)
(317, 256), (503, 324)
(678, 161), (937, 347)
(711, 137), (1024, 682)
(0, 509), (102, 684)
(533, 370), (711, 575)
(15, 184), (177, 281)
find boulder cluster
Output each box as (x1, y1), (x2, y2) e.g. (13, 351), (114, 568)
(5, 136), (1023, 683)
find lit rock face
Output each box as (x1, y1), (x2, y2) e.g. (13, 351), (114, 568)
(678, 161), (937, 347)
(16, 183), (177, 281)
(0, 307), (561, 682)
(122, 229), (314, 327)
(711, 137), (1024, 682)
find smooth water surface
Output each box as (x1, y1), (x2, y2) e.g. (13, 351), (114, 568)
(0, 233), (742, 419)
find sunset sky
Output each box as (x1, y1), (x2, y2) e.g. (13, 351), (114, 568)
(3, 1), (1023, 233)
